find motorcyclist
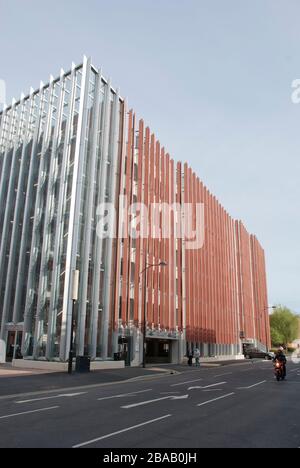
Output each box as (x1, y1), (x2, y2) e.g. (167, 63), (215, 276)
(273, 346), (287, 378)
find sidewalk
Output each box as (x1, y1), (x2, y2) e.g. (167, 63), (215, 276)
(0, 363), (58, 377)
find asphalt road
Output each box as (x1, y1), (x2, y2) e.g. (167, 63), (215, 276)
(0, 360), (299, 448)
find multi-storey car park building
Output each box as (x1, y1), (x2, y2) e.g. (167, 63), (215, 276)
(0, 57), (270, 366)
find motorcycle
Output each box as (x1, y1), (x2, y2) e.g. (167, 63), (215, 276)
(274, 359), (285, 381)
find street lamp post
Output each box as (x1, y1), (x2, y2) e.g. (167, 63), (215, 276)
(263, 306), (276, 353)
(142, 264), (148, 370)
(68, 270), (80, 374)
(140, 260), (167, 368)
(68, 299), (76, 374)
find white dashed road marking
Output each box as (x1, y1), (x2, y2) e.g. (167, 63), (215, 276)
(0, 406), (59, 420)
(73, 414), (172, 448)
(97, 389), (152, 401)
(197, 393), (235, 407)
(237, 380), (266, 389)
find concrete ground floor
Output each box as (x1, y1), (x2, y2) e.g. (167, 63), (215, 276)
(113, 328), (244, 367)
(1, 323), (244, 370)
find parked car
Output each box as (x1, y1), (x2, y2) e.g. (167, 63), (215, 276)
(244, 348), (274, 360)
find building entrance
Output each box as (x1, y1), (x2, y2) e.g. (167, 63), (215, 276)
(6, 331), (23, 361)
(118, 336), (132, 366)
(145, 339), (172, 364)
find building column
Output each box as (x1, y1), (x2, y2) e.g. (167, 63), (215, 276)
(88, 77), (112, 359)
(100, 89), (121, 360)
(46, 63), (77, 359)
(76, 70), (102, 357)
(60, 56), (91, 361)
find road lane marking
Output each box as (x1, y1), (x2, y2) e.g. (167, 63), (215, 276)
(171, 378), (203, 387)
(201, 382), (226, 389)
(121, 396), (171, 409)
(202, 389), (223, 392)
(197, 393), (235, 407)
(170, 394), (189, 400)
(214, 372), (233, 378)
(237, 380), (266, 389)
(188, 382), (226, 390)
(97, 389), (152, 401)
(15, 392), (87, 404)
(0, 406), (59, 420)
(290, 368), (300, 373)
(73, 414), (172, 448)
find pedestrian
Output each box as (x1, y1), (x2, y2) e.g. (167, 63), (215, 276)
(188, 350), (193, 367)
(194, 347), (201, 367)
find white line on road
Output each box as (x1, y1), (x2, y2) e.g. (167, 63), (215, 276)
(237, 380), (266, 389)
(15, 393), (87, 404)
(197, 393), (235, 407)
(97, 389), (152, 401)
(121, 396), (171, 409)
(0, 406), (59, 420)
(214, 372), (233, 378)
(170, 394), (189, 400)
(188, 382), (226, 390)
(201, 382), (227, 389)
(290, 368), (300, 373)
(171, 378), (203, 387)
(73, 414), (172, 448)
(202, 389), (223, 392)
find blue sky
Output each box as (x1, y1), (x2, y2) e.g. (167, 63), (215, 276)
(0, 0), (299, 312)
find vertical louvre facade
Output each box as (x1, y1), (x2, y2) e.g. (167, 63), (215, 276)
(0, 58), (269, 364)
